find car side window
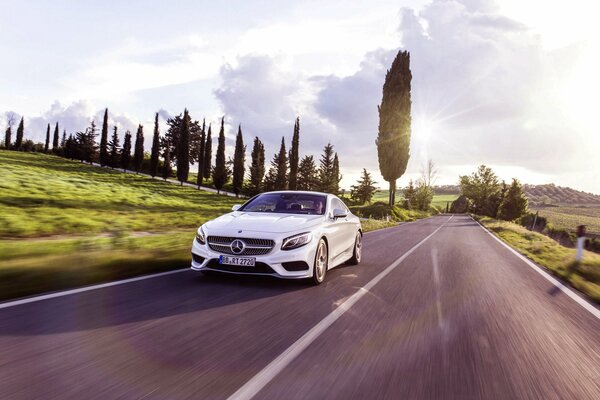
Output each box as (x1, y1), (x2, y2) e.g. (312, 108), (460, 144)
(332, 198), (348, 213)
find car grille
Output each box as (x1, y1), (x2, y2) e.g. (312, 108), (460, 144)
(207, 236), (275, 256)
(205, 259), (276, 274)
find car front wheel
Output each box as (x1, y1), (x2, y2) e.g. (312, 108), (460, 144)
(347, 232), (362, 265)
(311, 238), (328, 285)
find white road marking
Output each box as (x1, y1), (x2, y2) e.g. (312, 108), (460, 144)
(431, 247), (445, 333)
(227, 215), (454, 400)
(0, 269), (188, 310)
(472, 217), (600, 320)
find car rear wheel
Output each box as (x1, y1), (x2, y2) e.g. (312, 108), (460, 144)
(311, 239), (328, 285)
(347, 232), (362, 265)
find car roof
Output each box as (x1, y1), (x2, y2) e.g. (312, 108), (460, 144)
(262, 190), (333, 197)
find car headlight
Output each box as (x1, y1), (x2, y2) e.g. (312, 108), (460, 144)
(281, 232), (312, 250)
(195, 226), (206, 245)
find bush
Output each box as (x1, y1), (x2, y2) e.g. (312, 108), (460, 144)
(519, 213), (547, 232)
(545, 224), (574, 247)
(450, 195), (470, 213)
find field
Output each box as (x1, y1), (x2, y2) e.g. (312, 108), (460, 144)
(530, 205), (600, 234)
(370, 189), (458, 209)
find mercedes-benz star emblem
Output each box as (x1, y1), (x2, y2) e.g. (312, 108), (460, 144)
(230, 239), (245, 255)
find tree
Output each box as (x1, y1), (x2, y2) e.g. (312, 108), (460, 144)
(64, 134), (76, 159)
(121, 131), (132, 171)
(317, 143), (336, 192)
(15, 117), (24, 150)
(413, 181), (434, 211)
(99, 108), (109, 166)
(163, 112), (201, 167)
(162, 139), (171, 180)
(75, 121), (98, 163)
(203, 124), (212, 180)
(421, 159), (438, 188)
(176, 110), (191, 184)
(247, 137), (265, 195)
(232, 125), (246, 197)
(60, 130), (67, 148)
(196, 119), (206, 187)
(212, 117), (229, 193)
(44, 124), (50, 153)
(52, 122), (60, 152)
(498, 178), (528, 221)
(332, 153), (342, 194)
(459, 165), (503, 217)
(150, 112), (161, 177)
(133, 125), (145, 173)
(263, 168), (277, 192)
(402, 180), (417, 208)
(377, 50), (412, 206)
(350, 169), (378, 204)
(272, 137), (288, 190)
(288, 117), (300, 190)
(3, 113), (15, 149)
(297, 155), (318, 191)
(108, 126), (120, 168)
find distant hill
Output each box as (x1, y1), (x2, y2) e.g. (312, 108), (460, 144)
(523, 184), (600, 206)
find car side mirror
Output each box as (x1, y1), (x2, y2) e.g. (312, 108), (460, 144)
(232, 204), (242, 211)
(332, 208), (347, 220)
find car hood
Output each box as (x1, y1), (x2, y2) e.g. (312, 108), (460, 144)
(204, 212), (324, 234)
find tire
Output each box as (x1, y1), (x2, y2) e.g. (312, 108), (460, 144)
(347, 232), (362, 265)
(311, 238), (328, 285)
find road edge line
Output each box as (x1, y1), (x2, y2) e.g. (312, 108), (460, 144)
(0, 269), (188, 310)
(226, 215), (453, 400)
(471, 216), (600, 320)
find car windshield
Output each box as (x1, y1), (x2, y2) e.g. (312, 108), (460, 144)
(240, 193), (327, 215)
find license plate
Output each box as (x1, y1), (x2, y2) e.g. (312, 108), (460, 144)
(219, 255), (256, 267)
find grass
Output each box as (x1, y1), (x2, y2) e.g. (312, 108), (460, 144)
(478, 216), (600, 303)
(370, 190), (458, 210)
(530, 205), (600, 234)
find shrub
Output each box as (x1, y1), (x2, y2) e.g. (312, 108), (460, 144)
(519, 213), (547, 232)
(450, 195), (470, 213)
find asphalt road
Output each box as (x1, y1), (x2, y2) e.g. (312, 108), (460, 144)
(1, 215), (599, 399)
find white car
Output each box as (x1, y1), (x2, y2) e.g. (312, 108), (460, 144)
(191, 191), (362, 284)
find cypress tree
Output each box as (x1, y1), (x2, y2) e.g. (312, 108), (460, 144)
(15, 117), (24, 150)
(150, 113), (160, 177)
(4, 126), (11, 149)
(99, 108), (109, 166)
(177, 109), (191, 184)
(288, 117), (300, 190)
(121, 131), (132, 171)
(162, 139), (171, 180)
(44, 124), (50, 153)
(133, 124), (145, 173)
(377, 50), (412, 205)
(196, 119), (206, 187)
(108, 126), (120, 168)
(247, 137), (265, 196)
(318, 143), (335, 192)
(53, 123), (59, 152)
(272, 137), (288, 190)
(75, 121), (97, 163)
(60, 130), (67, 148)
(232, 125), (246, 197)
(332, 153), (341, 194)
(203, 124), (212, 180)
(64, 134), (75, 159)
(212, 117), (229, 193)
(297, 155), (318, 191)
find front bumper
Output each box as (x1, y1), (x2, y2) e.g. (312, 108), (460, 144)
(190, 238), (317, 279)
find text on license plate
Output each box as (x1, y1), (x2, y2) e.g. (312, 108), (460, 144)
(219, 255), (256, 267)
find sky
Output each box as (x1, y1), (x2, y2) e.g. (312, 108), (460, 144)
(1, 0), (599, 193)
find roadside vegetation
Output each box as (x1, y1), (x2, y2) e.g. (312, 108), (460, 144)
(477, 217), (600, 303)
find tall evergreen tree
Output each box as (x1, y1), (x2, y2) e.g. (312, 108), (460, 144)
(133, 125), (145, 173)
(317, 143), (335, 192)
(332, 153), (341, 194)
(44, 124), (50, 153)
(162, 139), (171, 180)
(4, 126), (11, 149)
(52, 122), (59, 152)
(263, 168), (277, 192)
(297, 155), (318, 191)
(176, 109), (191, 184)
(272, 137), (288, 190)
(121, 131), (132, 171)
(60, 130), (67, 148)
(163, 113), (201, 166)
(15, 117), (24, 150)
(288, 117), (300, 190)
(212, 117), (229, 193)
(64, 134), (76, 159)
(108, 126), (120, 168)
(150, 112), (160, 177)
(498, 178), (528, 221)
(350, 169), (378, 204)
(99, 108), (109, 166)
(403, 180), (417, 209)
(377, 50), (412, 205)
(203, 124), (212, 180)
(196, 119), (206, 187)
(75, 121), (98, 163)
(247, 137), (265, 196)
(232, 125), (246, 197)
